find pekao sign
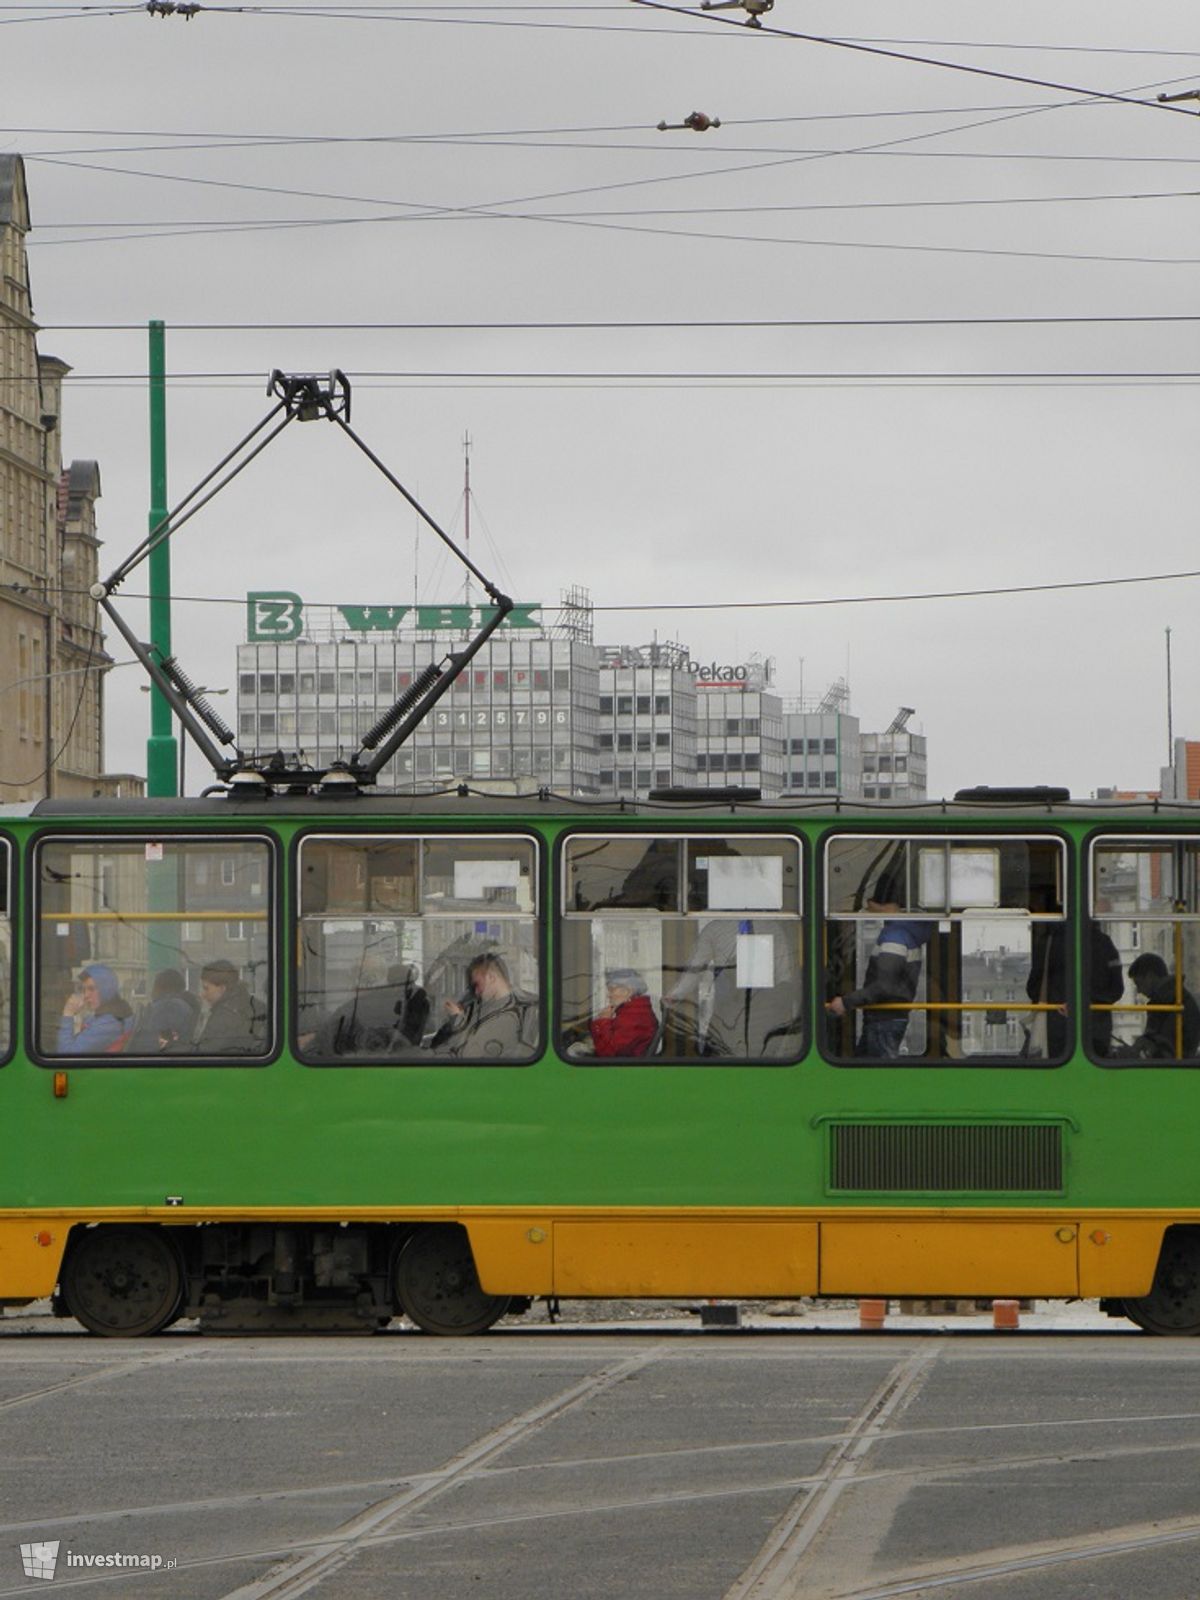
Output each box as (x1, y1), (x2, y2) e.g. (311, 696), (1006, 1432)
(688, 660), (750, 684)
(247, 593), (542, 643)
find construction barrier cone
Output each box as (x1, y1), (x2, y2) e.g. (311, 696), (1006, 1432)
(858, 1298), (887, 1330)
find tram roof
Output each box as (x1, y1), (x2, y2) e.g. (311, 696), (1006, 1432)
(10, 792), (1200, 824)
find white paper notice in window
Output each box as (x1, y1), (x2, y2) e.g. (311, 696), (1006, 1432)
(454, 859), (523, 899)
(736, 933), (775, 989)
(708, 856), (784, 911)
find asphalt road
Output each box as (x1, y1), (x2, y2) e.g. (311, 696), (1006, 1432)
(2, 1308), (1200, 1600)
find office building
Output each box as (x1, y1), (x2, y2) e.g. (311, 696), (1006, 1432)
(595, 641), (698, 797)
(860, 709), (928, 802)
(238, 593), (601, 792)
(781, 679), (862, 797)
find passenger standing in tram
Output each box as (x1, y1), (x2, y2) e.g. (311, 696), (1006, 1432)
(663, 917), (802, 1058)
(1024, 907), (1123, 1058)
(825, 871), (931, 1058)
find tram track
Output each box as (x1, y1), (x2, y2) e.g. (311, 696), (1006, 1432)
(6, 1335), (1200, 1597)
(0, 1345), (205, 1413)
(4, 1451), (1200, 1599)
(834, 1512), (1200, 1598)
(722, 1343), (943, 1600)
(2, 1403), (1198, 1548)
(218, 1340), (674, 1600)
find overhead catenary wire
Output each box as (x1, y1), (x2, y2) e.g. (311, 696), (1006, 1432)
(36, 315), (1200, 330)
(24, 185), (1200, 250)
(12, 368), (1200, 381)
(21, 563), (1200, 614)
(23, 205), (1200, 265)
(27, 110), (1200, 242)
(24, 65), (1200, 264)
(2, 91), (1192, 151)
(5, 0), (1200, 68)
(627, 0), (1200, 122)
(31, 185), (1200, 224)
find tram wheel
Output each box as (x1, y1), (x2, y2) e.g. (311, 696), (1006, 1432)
(60, 1227), (185, 1338)
(1122, 1230), (1200, 1336)
(393, 1225), (510, 1336)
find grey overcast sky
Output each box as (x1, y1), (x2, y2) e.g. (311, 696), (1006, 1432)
(6, 0), (1200, 797)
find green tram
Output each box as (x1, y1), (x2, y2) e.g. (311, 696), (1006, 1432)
(2, 786), (1199, 1338)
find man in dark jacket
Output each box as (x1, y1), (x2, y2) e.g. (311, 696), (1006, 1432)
(1025, 921), (1124, 1058)
(1124, 953), (1200, 1060)
(826, 871), (931, 1058)
(196, 960), (259, 1054)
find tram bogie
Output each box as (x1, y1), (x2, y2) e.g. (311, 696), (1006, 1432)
(53, 1221), (517, 1336)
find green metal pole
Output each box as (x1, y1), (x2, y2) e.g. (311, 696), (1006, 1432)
(146, 319), (178, 796)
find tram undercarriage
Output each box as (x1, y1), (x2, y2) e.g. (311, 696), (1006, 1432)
(53, 1222), (523, 1338)
(42, 1217), (1200, 1340)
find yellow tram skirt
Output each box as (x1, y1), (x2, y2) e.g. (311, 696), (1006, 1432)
(0, 1207), (1181, 1306)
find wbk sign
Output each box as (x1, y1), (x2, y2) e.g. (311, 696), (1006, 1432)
(246, 593), (542, 643)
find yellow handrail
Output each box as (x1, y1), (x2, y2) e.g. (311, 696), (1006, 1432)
(39, 911), (268, 923)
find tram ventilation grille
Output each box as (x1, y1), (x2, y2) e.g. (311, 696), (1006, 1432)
(829, 1122), (1063, 1193)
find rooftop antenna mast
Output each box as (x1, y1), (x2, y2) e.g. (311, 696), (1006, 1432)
(462, 431), (472, 610)
(1166, 625), (1174, 769)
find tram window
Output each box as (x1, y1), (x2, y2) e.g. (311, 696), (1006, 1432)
(296, 835), (540, 1064)
(0, 838), (10, 1060)
(1089, 838), (1200, 1064)
(823, 834), (1067, 1065)
(560, 833), (804, 1064)
(35, 836), (274, 1062)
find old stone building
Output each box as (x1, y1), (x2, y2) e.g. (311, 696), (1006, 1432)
(0, 154), (138, 799)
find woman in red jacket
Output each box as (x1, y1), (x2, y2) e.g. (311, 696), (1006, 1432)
(589, 968), (659, 1058)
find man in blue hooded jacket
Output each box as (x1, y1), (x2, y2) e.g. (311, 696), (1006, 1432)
(57, 963), (133, 1054)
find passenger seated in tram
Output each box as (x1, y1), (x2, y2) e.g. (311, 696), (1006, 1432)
(129, 969), (201, 1053)
(589, 968), (659, 1058)
(138, 996), (196, 1055)
(194, 959), (259, 1053)
(57, 963), (134, 1055)
(433, 952), (536, 1060)
(309, 962), (431, 1057)
(1116, 953), (1200, 1061)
